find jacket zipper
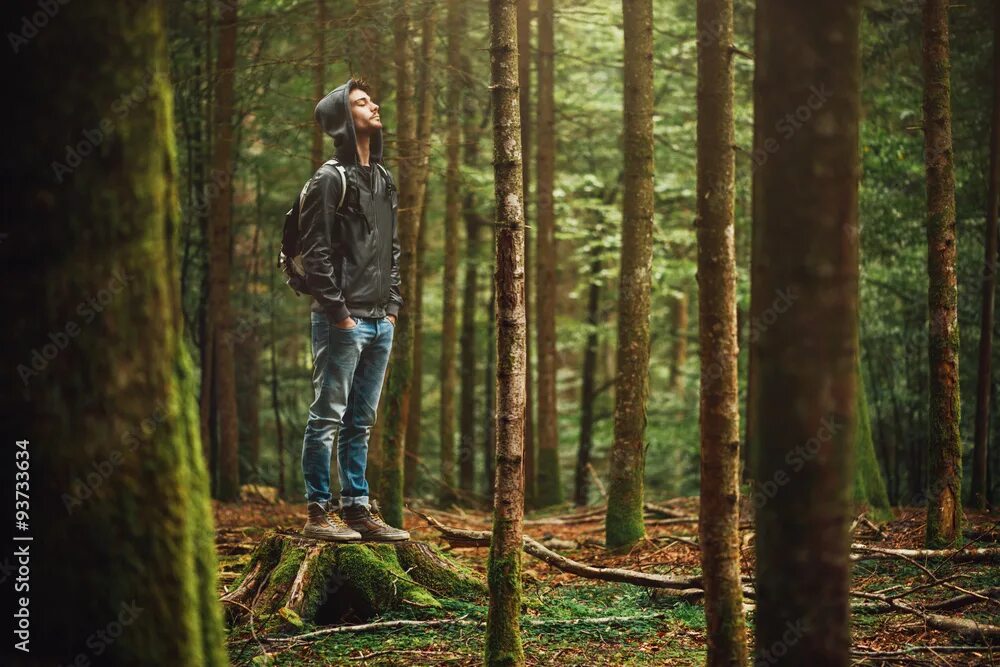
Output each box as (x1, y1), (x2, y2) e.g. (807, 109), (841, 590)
(370, 166), (385, 310)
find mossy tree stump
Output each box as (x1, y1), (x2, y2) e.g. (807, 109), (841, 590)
(222, 531), (486, 629)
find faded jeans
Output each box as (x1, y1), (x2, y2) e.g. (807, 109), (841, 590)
(302, 312), (394, 507)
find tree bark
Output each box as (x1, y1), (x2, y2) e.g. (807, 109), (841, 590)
(459, 97), (485, 497)
(439, 0), (465, 507)
(518, 0), (537, 507)
(377, 0), (419, 528)
(695, 0), (749, 662)
(922, 0), (963, 547)
(971, 1), (1000, 511)
(751, 1), (861, 665)
(535, 0), (562, 507)
(575, 247), (601, 507)
(485, 0), (527, 662)
(208, 0), (241, 501)
(668, 290), (689, 398)
(605, 0), (654, 550)
(5, 1), (228, 661)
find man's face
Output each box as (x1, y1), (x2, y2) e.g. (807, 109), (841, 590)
(349, 87), (381, 135)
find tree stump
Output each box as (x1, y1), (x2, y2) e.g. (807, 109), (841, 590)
(222, 531), (487, 629)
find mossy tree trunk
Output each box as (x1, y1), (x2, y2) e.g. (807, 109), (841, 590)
(971, 1), (1000, 511)
(606, 0), (654, 551)
(518, 0), (537, 507)
(224, 533), (486, 628)
(855, 351), (891, 519)
(751, 1), (861, 664)
(695, 0), (749, 662)
(669, 291), (689, 398)
(535, 0), (562, 508)
(378, 0), (419, 528)
(207, 0), (241, 501)
(439, 0), (465, 506)
(922, 0), (963, 547)
(5, 1), (227, 662)
(486, 0), (528, 662)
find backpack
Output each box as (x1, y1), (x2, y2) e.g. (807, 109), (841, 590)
(278, 159), (347, 295)
(278, 158), (396, 296)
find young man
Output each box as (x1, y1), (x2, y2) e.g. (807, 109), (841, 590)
(299, 78), (409, 542)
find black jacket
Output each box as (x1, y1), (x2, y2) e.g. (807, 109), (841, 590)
(300, 80), (402, 324)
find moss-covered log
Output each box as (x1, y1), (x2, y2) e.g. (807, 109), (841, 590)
(223, 532), (486, 629)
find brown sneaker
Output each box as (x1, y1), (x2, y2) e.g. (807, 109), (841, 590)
(341, 499), (410, 542)
(303, 501), (362, 542)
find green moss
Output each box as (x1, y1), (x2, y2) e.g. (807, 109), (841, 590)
(605, 495), (646, 551)
(396, 542), (488, 601)
(853, 368), (892, 521)
(484, 549), (525, 666)
(334, 544), (440, 612)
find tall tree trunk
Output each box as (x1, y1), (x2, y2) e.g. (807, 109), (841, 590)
(518, 0), (537, 507)
(440, 0), (465, 506)
(486, 222), (499, 502)
(534, 0), (562, 507)
(406, 185), (430, 497)
(971, 1), (1000, 511)
(575, 247), (601, 507)
(751, 1), (861, 664)
(459, 102), (485, 497)
(378, 0), (419, 528)
(312, 0), (326, 170)
(922, 0), (963, 547)
(236, 333), (261, 481)
(668, 290), (689, 398)
(485, 0), (527, 661)
(270, 283), (286, 499)
(356, 0), (384, 98)
(695, 0), (748, 662)
(208, 0), (241, 501)
(6, 1), (227, 661)
(404, 3), (440, 499)
(606, 0), (654, 550)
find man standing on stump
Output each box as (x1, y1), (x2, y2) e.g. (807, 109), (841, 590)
(299, 78), (409, 542)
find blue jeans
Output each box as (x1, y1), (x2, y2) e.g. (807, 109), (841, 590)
(302, 312), (394, 507)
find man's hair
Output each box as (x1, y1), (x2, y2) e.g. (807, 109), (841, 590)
(349, 78), (372, 95)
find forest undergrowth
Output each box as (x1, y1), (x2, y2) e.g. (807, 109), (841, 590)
(215, 497), (999, 666)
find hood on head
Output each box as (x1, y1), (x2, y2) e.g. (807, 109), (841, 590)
(314, 79), (384, 165)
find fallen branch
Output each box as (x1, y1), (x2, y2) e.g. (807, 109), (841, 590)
(264, 612), (670, 642)
(850, 544), (1000, 564)
(410, 508), (703, 594)
(851, 588), (1000, 640)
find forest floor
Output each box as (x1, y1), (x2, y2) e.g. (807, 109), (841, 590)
(215, 495), (999, 666)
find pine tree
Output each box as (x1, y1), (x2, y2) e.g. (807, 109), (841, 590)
(5, 2), (227, 662)
(695, 0), (748, 661)
(606, 0), (654, 550)
(485, 0), (528, 662)
(922, 0), (963, 546)
(751, 1), (861, 662)
(535, 0), (562, 507)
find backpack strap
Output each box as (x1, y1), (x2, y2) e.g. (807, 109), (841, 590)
(374, 162), (393, 191)
(300, 159), (348, 211)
